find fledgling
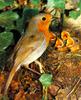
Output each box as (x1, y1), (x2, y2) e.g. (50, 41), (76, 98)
(61, 31), (80, 52)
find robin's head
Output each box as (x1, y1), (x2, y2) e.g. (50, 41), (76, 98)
(38, 13), (52, 32)
(28, 13), (52, 32)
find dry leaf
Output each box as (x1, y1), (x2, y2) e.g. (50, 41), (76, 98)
(14, 89), (26, 100)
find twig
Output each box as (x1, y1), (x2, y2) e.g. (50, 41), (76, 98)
(66, 77), (81, 98)
(23, 65), (41, 75)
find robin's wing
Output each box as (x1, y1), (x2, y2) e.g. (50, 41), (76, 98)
(4, 32), (47, 94)
(12, 31), (47, 69)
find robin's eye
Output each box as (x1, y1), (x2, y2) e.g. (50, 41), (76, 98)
(42, 17), (46, 21)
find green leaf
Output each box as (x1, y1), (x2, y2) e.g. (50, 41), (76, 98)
(0, 31), (13, 51)
(30, 0), (40, 7)
(39, 74), (52, 87)
(4, 0), (14, 5)
(78, 0), (81, 11)
(0, 0), (14, 10)
(5, 22), (15, 31)
(0, 11), (19, 26)
(47, 0), (65, 9)
(69, 11), (80, 19)
(0, 1), (8, 9)
(54, 0), (65, 9)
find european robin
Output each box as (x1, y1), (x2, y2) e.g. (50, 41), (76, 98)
(4, 13), (55, 94)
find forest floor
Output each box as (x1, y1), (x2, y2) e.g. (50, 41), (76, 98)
(0, 29), (81, 100)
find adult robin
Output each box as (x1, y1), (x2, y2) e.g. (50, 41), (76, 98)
(4, 13), (55, 94)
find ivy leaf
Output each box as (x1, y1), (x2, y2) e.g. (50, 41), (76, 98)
(0, 31), (13, 51)
(0, 11), (19, 26)
(69, 11), (80, 19)
(30, 0), (40, 7)
(0, 1), (8, 10)
(39, 74), (52, 87)
(5, 22), (16, 31)
(0, 0), (14, 10)
(54, 0), (65, 9)
(47, 0), (65, 9)
(4, 0), (14, 5)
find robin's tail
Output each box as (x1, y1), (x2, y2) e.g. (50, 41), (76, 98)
(4, 65), (20, 95)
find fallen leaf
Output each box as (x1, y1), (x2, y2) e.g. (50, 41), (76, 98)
(14, 89), (26, 100)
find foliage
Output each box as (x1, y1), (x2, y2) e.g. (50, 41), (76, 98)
(0, 32), (13, 52)
(69, 0), (81, 19)
(0, 0), (14, 10)
(30, 0), (40, 7)
(39, 73), (53, 100)
(0, 0), (40, 53)
(69, 10), (80, 19)
(0, 0), (81, 53)
(0, 11), (19, 27)
(39, 73), (52, 87)
(0, 1), (18, 53)
(47, 0), (65, 9)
